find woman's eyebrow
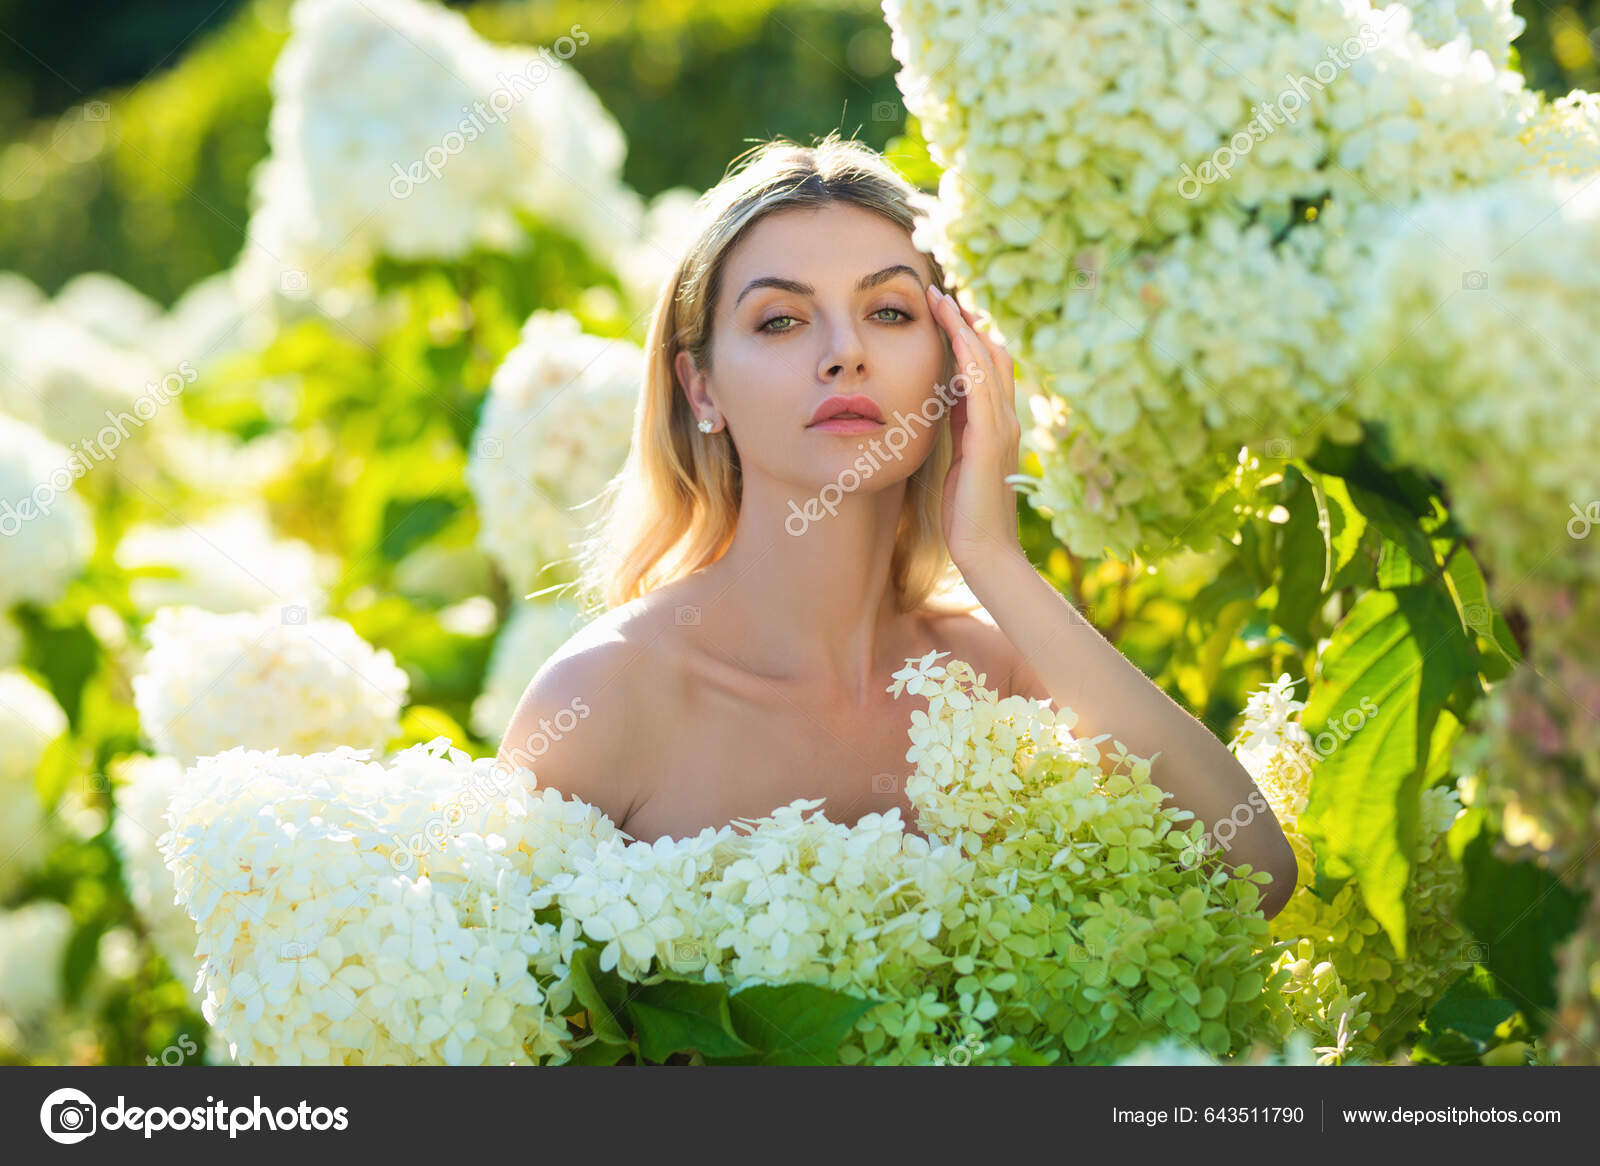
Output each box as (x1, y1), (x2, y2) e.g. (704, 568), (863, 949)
(733, 264), (924, 309)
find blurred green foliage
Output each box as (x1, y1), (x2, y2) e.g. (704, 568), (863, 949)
(0, 0), (903, 303)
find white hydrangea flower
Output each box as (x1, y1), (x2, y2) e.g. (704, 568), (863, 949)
(0, 271), (46, 315)
(237, 0), (639, 309)
(466, 311), (642, 593)
(49, 272), (165, 352)
(0, 412), (95, 610)
(392, 542), (497, 605)
(0, 670), (68, 898)
(114, 505), (334, 617)
(131, 605), (409, 764)
(470, 598), (587, 741)
(617, 186), (706, 311)
(1344, 173), (1600, 593)
(148, 268), (276, 374)
(0, 901), (74, 1026)
(165, 657), (1301, 1065)
(1231, 673), (1471, 1053)
(108, 753), (202, 990)
(162, 738), (606, 1064)
(883, 0), (1544, 559)
(1518, 89), (1600, 179)
(139, 428), (303, 509)
(0, 292), (169, 455)
(1401, 0), (1523, 66)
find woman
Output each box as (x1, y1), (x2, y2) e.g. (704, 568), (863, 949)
(496, 132), (1298, 918)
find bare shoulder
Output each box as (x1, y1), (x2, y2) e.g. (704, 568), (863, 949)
(918, 601), (1044, 701)
(494, 596), (683, 827)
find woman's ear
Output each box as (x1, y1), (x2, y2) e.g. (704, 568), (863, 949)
(675, 349), (712, 413)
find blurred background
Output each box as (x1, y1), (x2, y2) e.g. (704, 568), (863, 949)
(0, 0), (1593, 1066)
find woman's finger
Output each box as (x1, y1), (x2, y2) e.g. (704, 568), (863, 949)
(953, 297), (1017, 435)
(930, 286), (996, 442)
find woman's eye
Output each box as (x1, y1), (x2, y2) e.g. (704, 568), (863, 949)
(758, 315), (798, 333)
(873, 307), (912, 323)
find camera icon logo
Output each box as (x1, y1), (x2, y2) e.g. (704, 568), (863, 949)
(674, 605), (700, 626)
(1461, 270), (1488, 291)
(40, 1087), (97, 1144)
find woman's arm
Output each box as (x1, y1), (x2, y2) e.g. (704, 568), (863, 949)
(923, 282), (1298, 919)
(967, 551), (1300, 919)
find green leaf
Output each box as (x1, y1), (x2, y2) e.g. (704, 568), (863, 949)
(1272, 470), (1328, 647)
(394, 706), (473, 752)
(1411, 966), (1520, 1064)
(1439, 540), (1521, 669)
(1377, 534), (1429, 588)
(1455, 811), (1585, 1035)
(564, 1038), (634, 1065)
(1422, 708), (1461, 786)
(15, 609), (100, 729)
(565, 946), (632, 1044)
(1317, 474), (1368, 584)
(627, 980), (757, 1063)
(710, 983), (880, 1066)
(62, 918), (103, 1006)
(1002, 1043), (1063, 1065)
(1299, 586), (1475, 956)
(378, 495), (460, 563)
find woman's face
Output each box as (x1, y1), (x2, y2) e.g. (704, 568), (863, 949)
(679, 201), (954, 493)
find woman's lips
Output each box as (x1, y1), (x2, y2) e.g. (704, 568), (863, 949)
(808, 416), (885, 434)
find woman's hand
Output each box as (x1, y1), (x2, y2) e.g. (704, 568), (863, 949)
(925, 282), (1025, 572)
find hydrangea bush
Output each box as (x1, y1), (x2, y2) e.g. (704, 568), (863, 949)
(131, 605), (409, 764)
(160, 654), (1323, 1065)
(882, 0), (1596, 571)
(236, 0), (641, 309)
(1231, 674), (1471, 1057)
(464, 311), (642, 595)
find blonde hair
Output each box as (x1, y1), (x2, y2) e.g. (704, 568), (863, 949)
(573, 131), (978, 620)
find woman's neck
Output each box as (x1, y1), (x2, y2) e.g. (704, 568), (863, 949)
(690, 472), (917, 703)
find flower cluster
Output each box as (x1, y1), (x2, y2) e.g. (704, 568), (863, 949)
(1343, 173), (1600, 594)
(0, 283), (165, 458)
(108, 753), (202, 990)
(0, 670), (69, 898)
(160, 738), (595, 1064)
(0, 412), (94, 611)
(114, 505), (335, 617)
(163, 655), (1312, 1065)
(0, 902), (75, 1029)
(882, 0), (1597, 566)
(465, 311), (642, 594)
(131, 605), (409, 764)
(1231, 674), (1471, 1052)
(236, 0), (640, 308)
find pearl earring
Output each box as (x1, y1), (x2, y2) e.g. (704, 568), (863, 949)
(697, 418), (715, 433)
